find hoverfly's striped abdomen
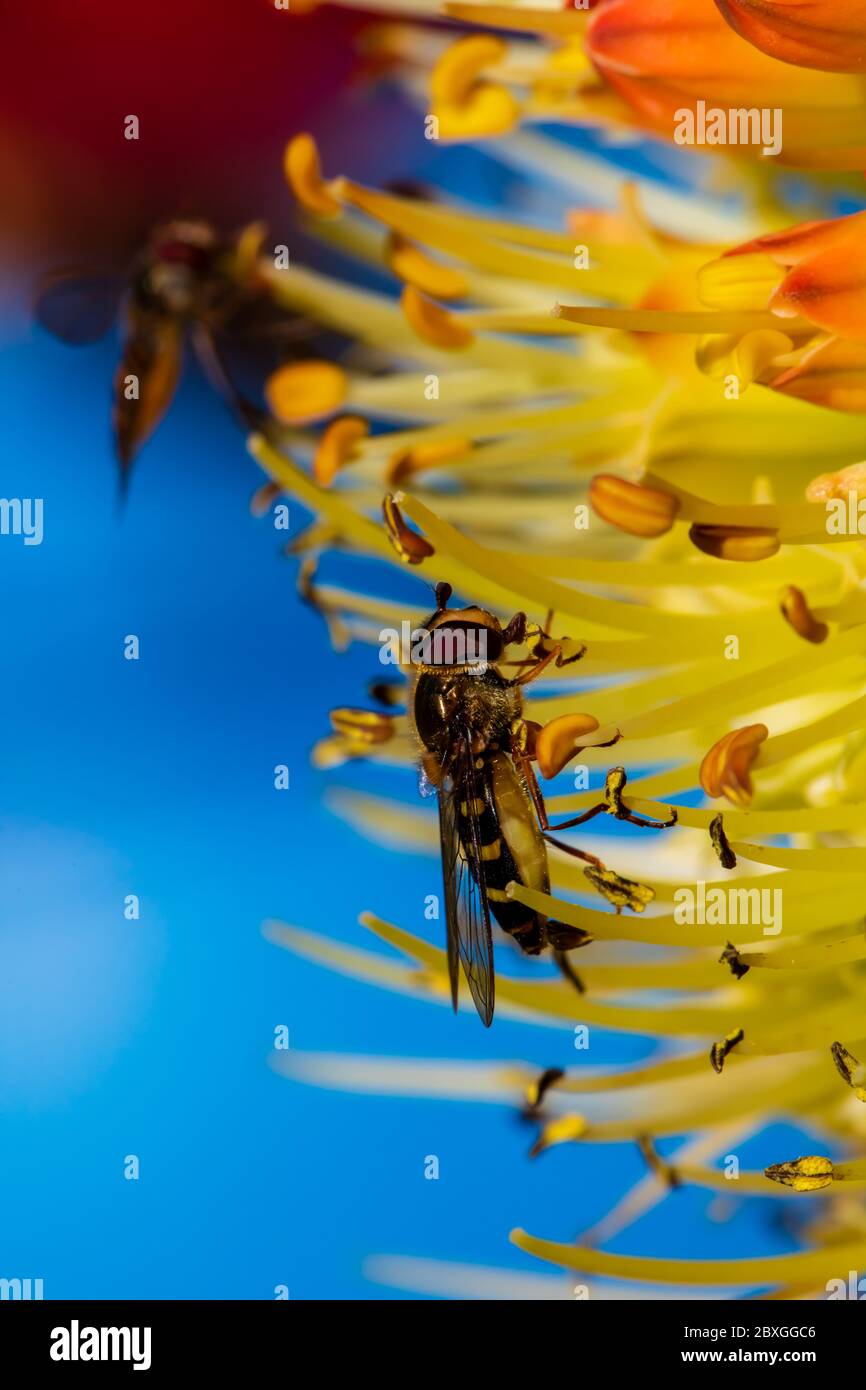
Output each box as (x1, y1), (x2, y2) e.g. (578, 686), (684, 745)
(460, 751), (548, 954)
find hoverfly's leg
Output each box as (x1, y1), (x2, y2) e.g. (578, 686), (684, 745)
(553, 949), (585, 996)
(511, 634), (588, 688)
(501, 610), (527, 647)
(537, 764), (677, 834)
(511, 643), (564, 688)
(298, 557), (351, 651)
(514, 728), (658, 916)
(529, 610), (586, 665)
(368, 679), (406, 709)
(542, 832), (604, 870)
(511, 731), (608, 849)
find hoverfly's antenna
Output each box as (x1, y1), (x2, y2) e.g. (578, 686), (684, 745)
(434, 581), (452, 611)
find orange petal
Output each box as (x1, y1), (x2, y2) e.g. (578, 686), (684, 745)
(586, 0), (866, 170)
(725, 211), (866, 268)
(769, 336), (866, 412)
(771, 232), (866, 341)
(587, 0), (778, 111)
(716, 1), (866, 74)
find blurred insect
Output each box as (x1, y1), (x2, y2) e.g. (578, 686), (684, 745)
(34, 218), (326, 491)
(406, 582), (677, 1026)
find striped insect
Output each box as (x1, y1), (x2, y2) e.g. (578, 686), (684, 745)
(34, 218), (330, 492)
(408, 583), (676, 1026)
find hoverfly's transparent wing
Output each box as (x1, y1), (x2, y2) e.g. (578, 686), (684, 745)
(438, 783), (463, 1015)
(34, 269), (124, 345)
(438, 733), (495, 1027)
(190, 321), (267, 433)
(206, 290), (351, 408)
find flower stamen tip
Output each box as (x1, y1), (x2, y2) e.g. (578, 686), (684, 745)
(765, 1155), (834, 1193)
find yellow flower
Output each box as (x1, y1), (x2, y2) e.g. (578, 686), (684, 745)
(254, 121), (866, 1299)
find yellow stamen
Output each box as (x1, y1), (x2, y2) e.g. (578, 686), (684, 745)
(830, 1041), (866, 1102)
(249, 480), (280, 518)
(535, 713), (601, 779)
(709, 813), (737, 870)
(689, 523), (780, 562)
(401, 286), (474, 349)
(385, 232), (468, 301)
(779, 585), (829, 644)
(582, 864), (655, 914)
(387, 438), (471, 487)
(525, 1067), (565, 1112)
(764, 1155), (834, 1193)
(589, 474), (680, 539)
(283, 133), (343, 218)
(430, 36), (519, 140)
(313, 416), (369, 488)
(700, 724), (768, 806)
(710, 1028), (745, 1074)
(530, 1113), (588, 1157)
(265, 360), (348, 425)
(234, 220), (268, 280)
(383, 492), (435, 566)
(330, 708), (395, 746)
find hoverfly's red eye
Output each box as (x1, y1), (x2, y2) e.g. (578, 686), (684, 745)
(155, 241), (210, 270)
(425, 621), (498, 666)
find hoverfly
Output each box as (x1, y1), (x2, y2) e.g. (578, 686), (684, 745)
(408, 582), (676, 1026)
(34, 217), (324, 490)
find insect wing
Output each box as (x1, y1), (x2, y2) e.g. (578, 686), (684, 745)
(438, 737), (495, 1026)
(34, 269), (124, 345)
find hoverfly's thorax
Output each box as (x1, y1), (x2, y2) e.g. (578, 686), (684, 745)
(411, 664), (520, 761)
